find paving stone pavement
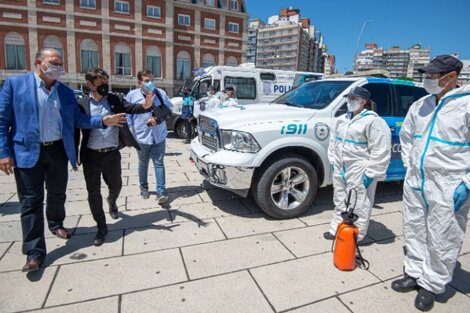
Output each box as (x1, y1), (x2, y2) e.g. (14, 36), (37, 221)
(0, 134), (469, 313)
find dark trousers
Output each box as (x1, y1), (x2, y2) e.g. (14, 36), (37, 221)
(184, 118), (193, 139)
(82, 149), (122, 229)
(14, 141), (68, 261)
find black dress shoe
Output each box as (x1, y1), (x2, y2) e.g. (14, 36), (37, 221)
(323, 231), (335, 240)
(109, 206), (119, 219)
(93, 228), (108, 246)
(391, 274), (418, 292)
(415, 287), (435, 311)
(22, 259), (43, 272)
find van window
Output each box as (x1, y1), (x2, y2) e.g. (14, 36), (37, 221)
(394, 85), (428, 117)
(362, 83), (393, 116)
(224, 76), (256, 100)
(213, 80), (220, 92)
(191, 78), (211, 99)
(260, 73), (276, 81)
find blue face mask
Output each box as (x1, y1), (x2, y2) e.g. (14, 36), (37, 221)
(143, 81), (156, 92)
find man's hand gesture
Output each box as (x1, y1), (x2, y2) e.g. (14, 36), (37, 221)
(103, 113), (127, 127)
(143, 92), (155, 109)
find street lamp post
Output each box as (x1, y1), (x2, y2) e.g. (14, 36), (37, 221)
(354, 20), (372, 70)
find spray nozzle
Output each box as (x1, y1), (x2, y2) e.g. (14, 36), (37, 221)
(341, 188), (359, 223)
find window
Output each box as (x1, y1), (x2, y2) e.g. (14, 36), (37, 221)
(80, 0), (96, 8)
(226, 56), (238, 66)
(147, 5), (161, 18)
(394, 84), (428, 117)
(43, 35), (63, 57)
(273, 81), (353, 109)
(204, 18), (216, 30)
(362, 83), (393, 116)
(43, 0), (59, 4)
(229, 0), (238, 11)
(192, 78), (211, 99)
(224, 77), (256, 100)
(178, 14), (190, 26)
(114, 42), (131, 75)
(80, 39), (99, 73)
(260, 73), (276, 81)
(114, 0), (129, 14)
(4, 32), (26, 70)
(228, 22), (239, 33)
(146, 46), (162, 78)
(206, 0), (214, 6)
(202, 53), (215, 68)
(176, 50), (191, 81)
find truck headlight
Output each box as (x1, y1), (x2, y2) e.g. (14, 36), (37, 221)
(221, 130), (260, 153)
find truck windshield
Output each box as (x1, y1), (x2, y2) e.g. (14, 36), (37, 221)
(272, 80), (353, 109)
(175, 79), (199, 97)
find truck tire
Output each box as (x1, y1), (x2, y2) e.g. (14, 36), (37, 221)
(176, 120), (198, 139)
(253, 155), (318, 219)
(176, 121), (187, 139)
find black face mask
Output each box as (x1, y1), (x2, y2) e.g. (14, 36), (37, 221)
(96, 84), (109, 96)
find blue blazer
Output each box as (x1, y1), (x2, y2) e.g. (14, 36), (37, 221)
(0, 73), (103, 169)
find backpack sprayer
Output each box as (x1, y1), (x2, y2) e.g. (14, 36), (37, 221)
(332, 188), (369, 271)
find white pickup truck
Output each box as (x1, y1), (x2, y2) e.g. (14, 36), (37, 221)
(190, 77), (427, 218)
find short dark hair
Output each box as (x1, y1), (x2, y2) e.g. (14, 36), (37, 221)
(35, 48), (62, 61)
(85, 67), (109, 83)
(137, 70), (153, 81)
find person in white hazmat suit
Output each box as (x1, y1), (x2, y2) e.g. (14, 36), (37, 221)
(324, 86), (391, 241)
(219, 86), (238, 108)
(392, 55), (469, 312)
(204, 85), (221, 111)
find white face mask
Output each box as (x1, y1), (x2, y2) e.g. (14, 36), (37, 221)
(347, 99), (362, 112)
(422, 78), (444, 94)
(41, 62), (64, 80)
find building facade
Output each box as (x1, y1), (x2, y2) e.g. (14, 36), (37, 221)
(407, 43), (430, 81)
(354, 43), (430, 81)
(0, 0), (248, 94)
(254, 8), (329, 73)
(459, 60), (470, 85)
(246, 18), (263, 64)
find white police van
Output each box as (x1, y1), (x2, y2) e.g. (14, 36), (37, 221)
(168, 65), (322, 138)
(190, 76), (428, 218)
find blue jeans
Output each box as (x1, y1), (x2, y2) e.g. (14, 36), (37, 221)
(137, 140), (166, 194)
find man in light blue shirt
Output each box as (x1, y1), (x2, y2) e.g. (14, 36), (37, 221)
(126, 70), (173, 204)
(35, 74), (62, 142)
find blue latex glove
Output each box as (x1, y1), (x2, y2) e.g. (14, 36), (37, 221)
(454, 182), (469, 212)
(363, 175), (373, 189)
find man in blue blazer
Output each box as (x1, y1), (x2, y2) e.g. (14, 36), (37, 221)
(0, 48), (127, 272)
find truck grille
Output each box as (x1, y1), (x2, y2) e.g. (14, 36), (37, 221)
(199, 116), (217, 135)
(199, 116), (219, 151)
(201, 135), (219, 151)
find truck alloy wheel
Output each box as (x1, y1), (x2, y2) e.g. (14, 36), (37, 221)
(270, 166), (310, 211)
(253, 155), (318, 218)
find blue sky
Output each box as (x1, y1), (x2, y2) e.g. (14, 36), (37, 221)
(246, 0), (470, 73)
